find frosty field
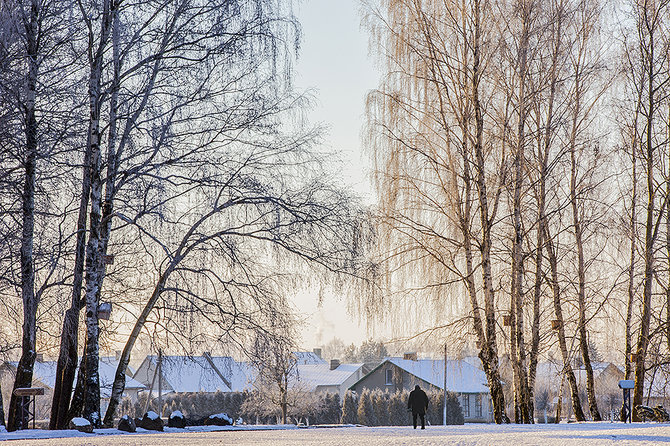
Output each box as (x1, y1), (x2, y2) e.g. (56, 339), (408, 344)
(1, 423), (670, 445)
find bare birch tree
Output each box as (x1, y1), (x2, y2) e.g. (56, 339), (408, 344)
(564, 0), (609, 421)
(623, 0), (670, 420)
(0, 0), (80, 431)
(246, 322), (298, 425)
(362, 0), (509, 423)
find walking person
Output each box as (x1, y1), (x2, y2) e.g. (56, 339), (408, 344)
(408, 385), (429, 429)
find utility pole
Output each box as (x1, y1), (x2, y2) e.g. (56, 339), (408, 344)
(157, 349), (163, 418)
(443, 343), (447, 425)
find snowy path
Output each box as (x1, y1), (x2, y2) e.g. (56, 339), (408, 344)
(2, 423), (670, 445)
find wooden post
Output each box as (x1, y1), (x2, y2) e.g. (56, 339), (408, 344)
(143, 355), (159, 415)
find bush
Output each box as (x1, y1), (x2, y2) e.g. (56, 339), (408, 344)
(341, 390), (358, 424)
(388, 391), (409, 426)
(341, 388), (464, 426)
(357, 389), (376, 426)
(426, 390), (464, 425)
(117, 391), (249, 421)
(372, 390), (389, 426)
(320, 393), (341, 424)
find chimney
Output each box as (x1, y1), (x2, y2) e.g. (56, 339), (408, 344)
(313, 348), (322, 359)
(403, 352), (418, 361)
(330, 359), (340, 370)
(115, 350), (121, 361)
(35, 353), (43, 362)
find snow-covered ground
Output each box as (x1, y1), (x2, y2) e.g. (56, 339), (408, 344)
(1, 423), (669, 445)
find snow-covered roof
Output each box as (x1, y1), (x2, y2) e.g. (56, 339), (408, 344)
(535, 361), (623, 384)
(4, 358), (145, 398)
(138, 355), (230, 393)
(295, 363), (365, 390)
(383, 358), (490, 394)
(4, 360), (59, 389)
(100, 356), (136, 376)
(98, 357), (145, 398)
(644, 363), (670, 398)
(293, 351), (327, 365)
(206, 356), (255, 392)
(134, 354), (257, 394)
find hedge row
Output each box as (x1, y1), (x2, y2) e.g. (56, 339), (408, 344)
(118, 388), (463, 426)
(118, 390), (341, 425)
(342, 389), (464, 426)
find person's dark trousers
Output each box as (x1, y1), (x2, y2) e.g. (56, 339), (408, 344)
(412, 411), (425, 429)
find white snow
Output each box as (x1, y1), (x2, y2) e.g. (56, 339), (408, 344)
(0, 423), (669, 445)
(70, 417), (91, 427)
(146, 411), (159, 420)
(210, 413), (233, 423)
(171, 410), (184, 418)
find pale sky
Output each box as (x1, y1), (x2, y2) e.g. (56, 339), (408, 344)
(293, 0), (380, 349)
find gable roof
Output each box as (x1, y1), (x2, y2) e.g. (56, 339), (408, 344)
(350, 357), (490, 394)
(134, 354), (257, 394)
(535, 361), (624, 384)
(295, 363), (365, 391)
(293, 351), (327, 365)
(136, 355), (230, 393)
(98, 358), (146, 398)
(4, 358), (145, 398)
(206, 356), (255, 392)
(3, 360), (59, 389)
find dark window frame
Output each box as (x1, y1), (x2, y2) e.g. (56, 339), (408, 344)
(475, 394), (482, 417)
(385, 368), (393, 385)
(462, 394), (470, 418)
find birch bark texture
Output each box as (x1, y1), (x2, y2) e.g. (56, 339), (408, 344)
(362, 0), (609, 423)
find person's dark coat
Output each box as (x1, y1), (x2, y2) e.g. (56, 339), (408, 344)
(408, 385), (429, 414)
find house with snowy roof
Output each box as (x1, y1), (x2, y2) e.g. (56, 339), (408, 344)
(132, 353), (254, 395)
(348, 355), (492, 422)
(99, 356), (146, 402)
(295, 360), (365, 398)
(645, 363), (670, 408)
(1, 356), (146, 399)
(293, 351), (327, 365)
(1, 355), (146, 419)
(534, 361), (625, 419)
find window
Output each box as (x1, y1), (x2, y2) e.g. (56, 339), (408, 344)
(462, 394), (470, 418)
(475, 394), (483, 418)
(385, 368), (393, 385)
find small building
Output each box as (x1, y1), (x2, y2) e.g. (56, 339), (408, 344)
(99, 356), (146, 403)
(534, 361), (625, 420)
(644, 363), (670, 408)
(349, 356), (492, 423)
(1, 356), (146, 420)
(293, 351), (327, 365)
(1, 359), (58, 420)
(205, 355), (255, 392)
(132, 354), (254, 395)
(296, 360), (365, 398)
